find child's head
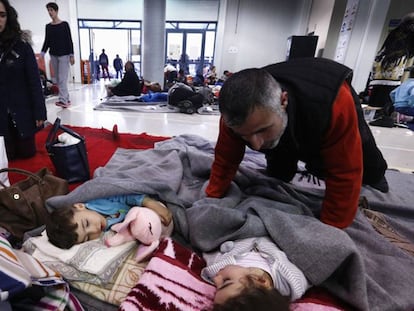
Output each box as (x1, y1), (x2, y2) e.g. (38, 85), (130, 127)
(46, 203), (106, 249)
(210, 265), (290, 310)
(211, 286), (290, 311)
(212, 265), (272, 304)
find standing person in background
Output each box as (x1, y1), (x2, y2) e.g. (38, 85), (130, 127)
(0, 0), (46, 161)
(113, 54), (123, 79)
(99, 48), (110, 80)
(41, 2), (74, 109)
(367, 12), (414, 128)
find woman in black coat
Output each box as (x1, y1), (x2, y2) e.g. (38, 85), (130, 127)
(0, 0), (47, 160)
(107, 61), (143, 96)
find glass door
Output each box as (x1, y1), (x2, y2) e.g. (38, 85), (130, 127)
(78, 19), (142, 81)
(165, 22), (216, 80)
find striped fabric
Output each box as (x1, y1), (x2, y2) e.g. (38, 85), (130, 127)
(0, 236), (84, 310)
(0, 237), (31, 301)
(120, 237), (215, 311)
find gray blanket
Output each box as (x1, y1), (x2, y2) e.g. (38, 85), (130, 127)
(94, 101), (179, 113)
(46, 134), (414, 311)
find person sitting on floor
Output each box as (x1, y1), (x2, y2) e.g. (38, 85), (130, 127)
(106, 61), (142, 97)
(390, 66), (414, 128)
(45, 193), (172, 249)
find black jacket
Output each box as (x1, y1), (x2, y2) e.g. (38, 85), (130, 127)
(0, 38), (46, 138)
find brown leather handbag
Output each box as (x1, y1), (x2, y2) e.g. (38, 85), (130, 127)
(0, 167), (69, 241)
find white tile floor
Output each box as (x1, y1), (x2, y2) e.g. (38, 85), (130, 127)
(48, 81), (414, 174)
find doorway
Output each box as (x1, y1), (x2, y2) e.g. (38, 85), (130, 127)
(165, 22), (216, 76)
(78, 19), (142, 81)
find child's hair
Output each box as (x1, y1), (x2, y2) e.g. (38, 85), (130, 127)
(211, 286), (290, 311)
(45, 205), (78, 249)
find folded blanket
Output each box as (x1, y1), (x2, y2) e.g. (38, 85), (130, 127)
(23, 230), (135, 285)
(0, 236), (83, 310)
(70, 250), (148, 306)
(119, 237), (215, 311)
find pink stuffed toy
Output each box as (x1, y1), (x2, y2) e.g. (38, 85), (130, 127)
(105, 207), (165, 262)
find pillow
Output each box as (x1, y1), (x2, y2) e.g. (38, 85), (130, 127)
(119, 237), (215, 311)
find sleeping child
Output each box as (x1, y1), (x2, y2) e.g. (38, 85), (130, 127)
(45, 194), (172, 249)
(201, 236), (311, 310)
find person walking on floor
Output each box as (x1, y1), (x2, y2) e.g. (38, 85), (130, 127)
(0, 0), (47, 161)
(41, 2), (74, 109)
(113, 54), (123, 79)
(99, 48), (110, 80)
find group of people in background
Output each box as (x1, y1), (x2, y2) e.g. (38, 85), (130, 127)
(93, 49), (124, 81)
(163, 59), (233, 91)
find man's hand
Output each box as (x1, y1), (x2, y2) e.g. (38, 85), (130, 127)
(70, 55), (75, 65)
(142, 198), (172, 226)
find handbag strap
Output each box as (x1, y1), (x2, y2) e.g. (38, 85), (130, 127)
(45, 117), (62, 148)
(0, 168), (43, 188)
(46, 117), (85, 149)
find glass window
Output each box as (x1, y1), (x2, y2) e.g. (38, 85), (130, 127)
(179, 23), (209, 30)
(167, 33), (183, 62)
(204, 31), (215, 63)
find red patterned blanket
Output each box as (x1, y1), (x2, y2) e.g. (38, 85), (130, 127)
(119, 237), (215, 311)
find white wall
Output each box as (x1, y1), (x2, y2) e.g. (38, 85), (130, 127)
(166, 0), (219, 20)
(76, 0), (219, 20)
(342, 0), (390, 92)
(307, 0), (335, 57)
(77, 0), (143, 19)
(215, 0), (311, 74)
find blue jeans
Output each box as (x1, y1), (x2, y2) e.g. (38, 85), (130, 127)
(395, 106), (414, 117)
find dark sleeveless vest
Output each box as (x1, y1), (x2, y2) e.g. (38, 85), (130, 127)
(262, 58), (354, 180)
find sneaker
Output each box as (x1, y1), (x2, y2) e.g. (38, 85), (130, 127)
(369, 116), (394, 128)
(367, 176), (389, 193)
(55, 101), (71, 108)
